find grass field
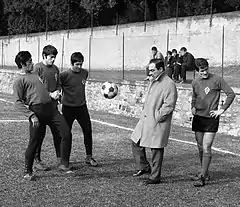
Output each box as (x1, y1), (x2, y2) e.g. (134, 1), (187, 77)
(0, 94), (240, 207)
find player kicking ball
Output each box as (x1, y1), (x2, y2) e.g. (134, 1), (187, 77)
(59, 52), (98, 167)
(191, 58), (235, 187)
(13, 51), (72, 181)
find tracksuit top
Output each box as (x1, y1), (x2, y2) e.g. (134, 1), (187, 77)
(13, 72), (51, 118)
(59, 69), (88, 107)
(191, 73), (235, 117)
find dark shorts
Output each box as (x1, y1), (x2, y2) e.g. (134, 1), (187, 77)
(192, 115), (219, 133)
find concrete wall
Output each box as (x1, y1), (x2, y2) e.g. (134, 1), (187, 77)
(1, 12), (240, 70)
(1, 70), (240, 136)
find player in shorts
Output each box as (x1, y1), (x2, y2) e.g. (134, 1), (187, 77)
(191, 58), (235, 187)
(13, 51), (72, 181)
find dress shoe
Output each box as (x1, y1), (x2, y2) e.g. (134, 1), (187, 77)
(143, 179), (161, 185)
(133, 169), (151, 177)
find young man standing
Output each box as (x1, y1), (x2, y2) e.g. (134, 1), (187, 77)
(131, 59), (178, 185)
(191, 58), (235, 187)
(59, 52), (98, 167)
(33, 45), (68, 170)
(13, 51), (71, 181)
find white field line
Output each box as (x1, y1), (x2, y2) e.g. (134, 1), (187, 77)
(1, 98), (240, 157)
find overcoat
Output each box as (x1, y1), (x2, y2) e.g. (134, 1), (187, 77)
(131, 72), (178, 148)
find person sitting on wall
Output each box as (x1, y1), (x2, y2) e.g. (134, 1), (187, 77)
(165, 51), (174, 79)
(145, 46), (164, 80)
(179, 47), (196, 84)
(172, 49), (182, 83)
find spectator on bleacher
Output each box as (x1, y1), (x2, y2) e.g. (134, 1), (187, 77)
(165, 51), (174, 79)
(145, 46), (164, 80)
(172, 49), (182, 82)
(179, 47), (196, 83)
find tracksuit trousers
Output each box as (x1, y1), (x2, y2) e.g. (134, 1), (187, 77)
(132, 141), (164, 181)
(25, 102), (71, 174)
(62, 104), (93, 156)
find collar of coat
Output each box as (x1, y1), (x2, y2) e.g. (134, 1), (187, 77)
(151, 71), (166, 83)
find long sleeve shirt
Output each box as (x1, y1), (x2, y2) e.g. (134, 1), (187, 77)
(13, 73), (51, 118)
(191, 73), (235, 117)
(150, 51), (164, 62)
(59, 69), (88, 107)
(33, 62), (61, 93)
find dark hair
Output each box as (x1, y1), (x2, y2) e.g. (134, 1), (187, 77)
(15, 51), (32, 69)
(172, 49), (177, 53)
(167, 51), (172, 56)
(42, 45), (58, 57)
(151, 46), (157, 51)
(71, 52), (84, 65)
(149, 59), (165, 70)
(195, 58), (209, 71)
(180, 47), (187, 52)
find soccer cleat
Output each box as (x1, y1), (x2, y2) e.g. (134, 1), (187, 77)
(85, 157), (98, 167)
(34, 161), (49, 171)
(58, 165), (74, 174)
(23, 173), (36, 181)
(193, 175), (205, 187)
(133, 169), (151, 177)
(190, 173), (210, 181)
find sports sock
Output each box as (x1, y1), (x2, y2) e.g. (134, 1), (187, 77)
(201, 152), (212, 177)
(198, 148), (203, 166)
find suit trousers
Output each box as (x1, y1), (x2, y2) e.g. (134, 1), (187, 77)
(132, 141), (164, 181)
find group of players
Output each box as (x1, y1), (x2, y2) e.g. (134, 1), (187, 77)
(13, 45), (236, 188)
(14, 45), (97, 181)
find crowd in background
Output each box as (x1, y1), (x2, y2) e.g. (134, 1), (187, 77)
(147, 46), (196, 83)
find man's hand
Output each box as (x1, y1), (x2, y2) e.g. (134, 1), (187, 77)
(209, 109), (224, 118)
(31, 114), (39, 128)
(49, 91), (60, 100)
(191, 107), (196, 115)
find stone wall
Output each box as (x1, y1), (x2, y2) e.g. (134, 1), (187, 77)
(1, 70), (240, 136)
(1, 11), (240, 69)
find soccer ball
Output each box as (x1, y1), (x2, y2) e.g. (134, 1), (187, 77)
(101, 82), (118, 99)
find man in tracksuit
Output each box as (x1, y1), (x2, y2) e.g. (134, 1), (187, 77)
(59, 52), (98, 167)
(33, 45), (68, 170)
(13, 51), (71, 181)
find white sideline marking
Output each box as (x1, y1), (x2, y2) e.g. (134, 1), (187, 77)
(1, 98), (240, 157)
(91, 119), (240, 157)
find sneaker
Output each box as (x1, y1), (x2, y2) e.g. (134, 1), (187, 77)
(23, 173), (36, 181)
(34, 161), (49, 171)
(85, 157), (98, 167)
(58, 165), (74, 174)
